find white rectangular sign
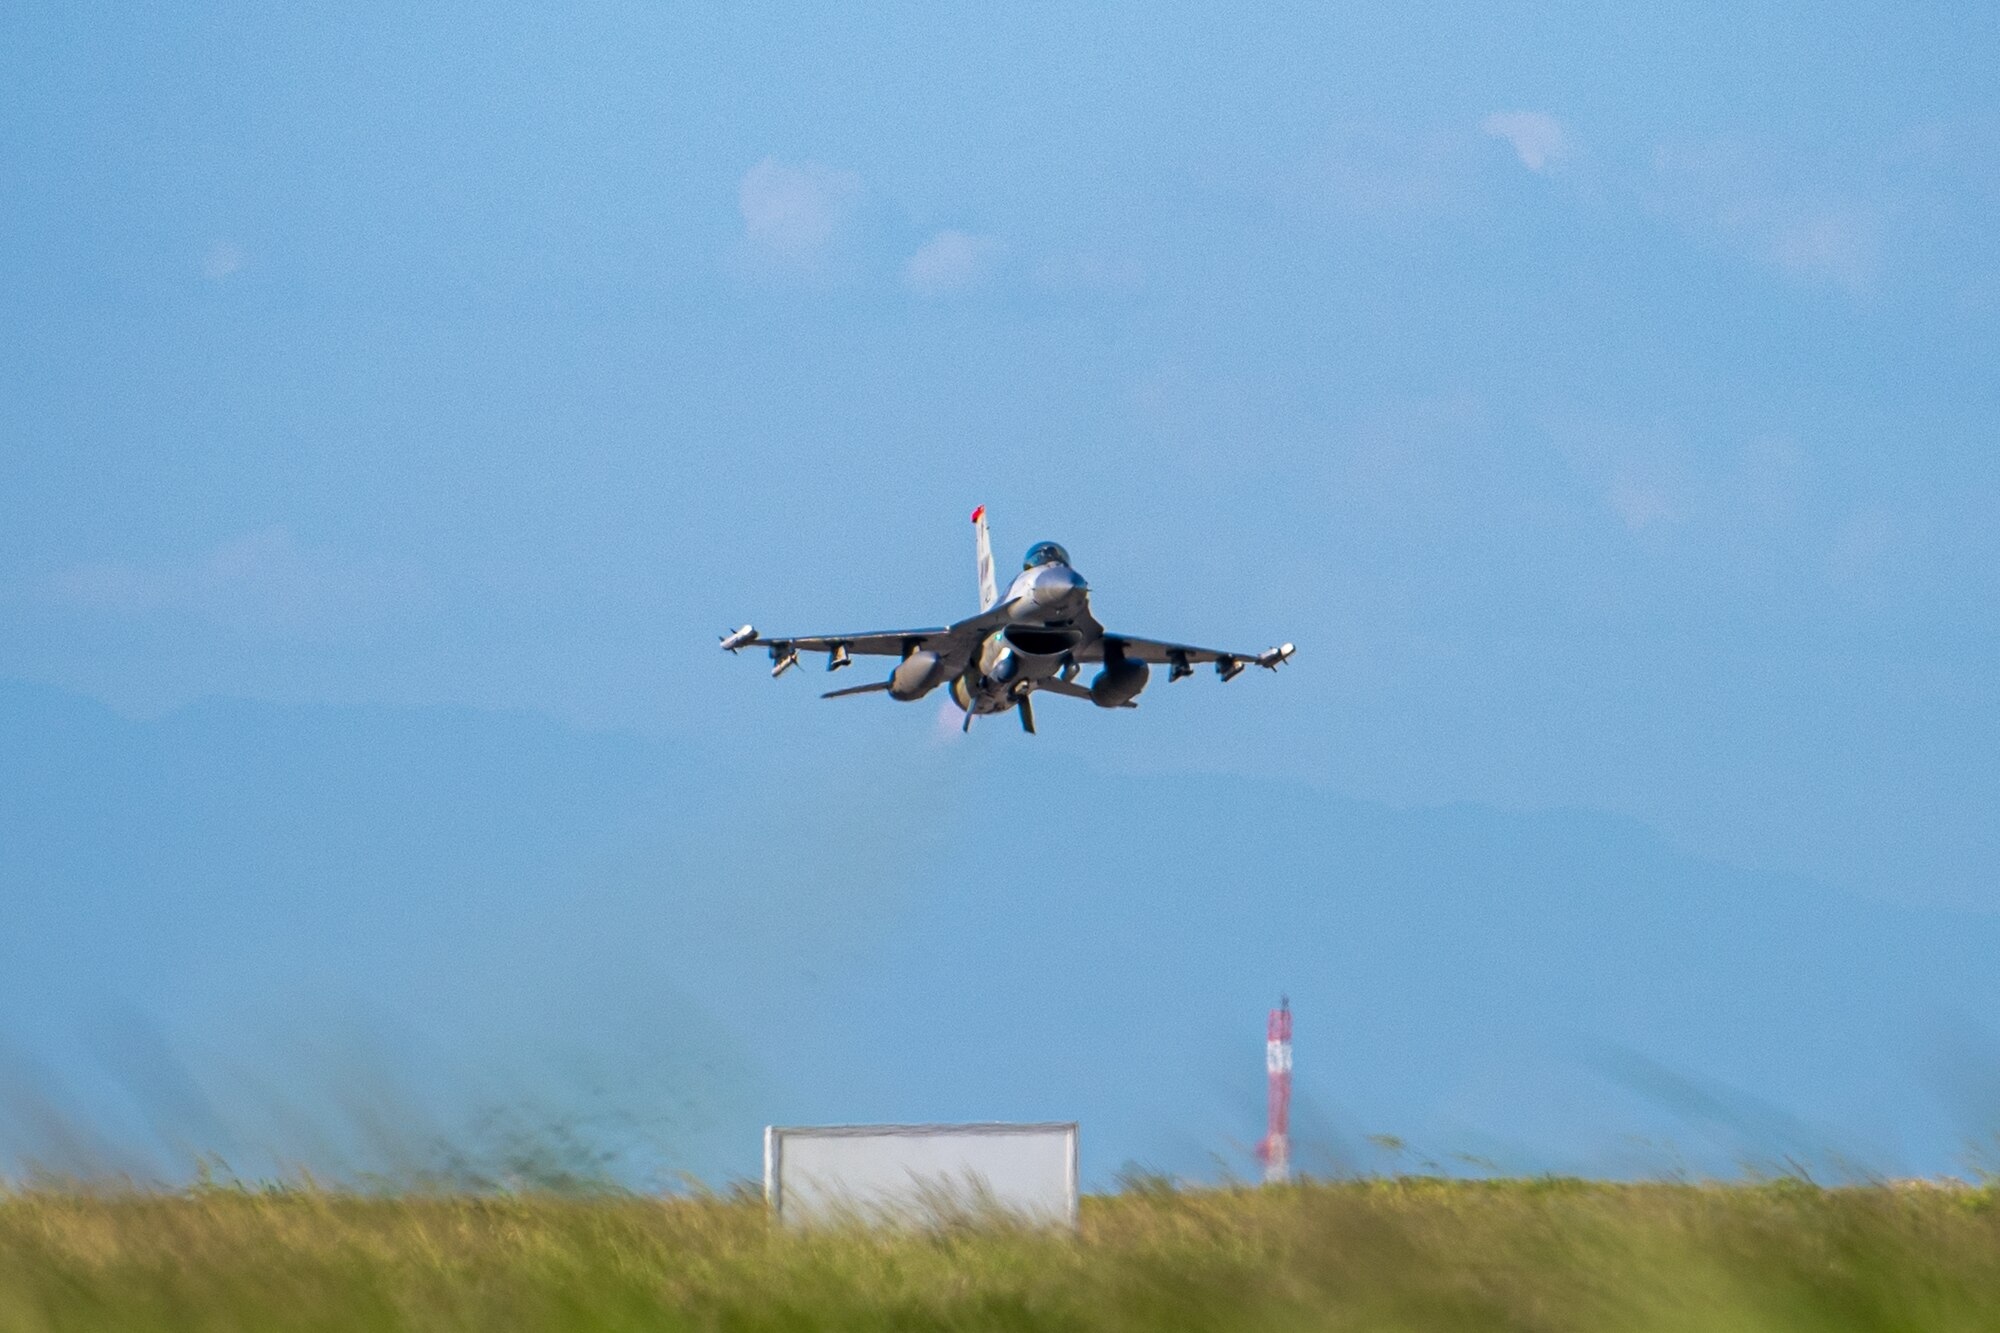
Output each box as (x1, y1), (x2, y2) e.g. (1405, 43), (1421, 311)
(764, 1122), (1079, 1228)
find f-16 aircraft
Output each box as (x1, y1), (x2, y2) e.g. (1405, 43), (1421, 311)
(721, 507), (1293, 733)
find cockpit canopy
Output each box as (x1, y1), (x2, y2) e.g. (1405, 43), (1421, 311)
(1023, 541), (1072, 570)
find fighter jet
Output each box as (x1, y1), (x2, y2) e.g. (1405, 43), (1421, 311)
(720, 507), (1294, 733)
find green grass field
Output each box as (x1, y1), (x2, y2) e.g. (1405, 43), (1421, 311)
(1, 1178), (1995, 1331)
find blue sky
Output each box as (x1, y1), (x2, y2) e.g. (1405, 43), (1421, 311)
(3, 2), (1997, 1185)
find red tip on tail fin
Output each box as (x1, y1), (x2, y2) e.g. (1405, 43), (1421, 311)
(970, 505), (985, 524)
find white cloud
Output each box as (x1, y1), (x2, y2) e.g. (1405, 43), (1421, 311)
(1543, 413), (1837, 552)
(736, 158), (863, 271)
(902, 229), (1002, 295)
(1542, 412), (1694, 536)
(1606, 477), (1678, 531)
(1481, 112), (1569, 172)
(1771, 211), (1877, 292)
(45, 527), (411, 639)
(1648, 139), (1881, 294)
(201, 240), (244, 280)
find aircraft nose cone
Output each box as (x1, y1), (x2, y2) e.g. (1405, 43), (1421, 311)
(1032, 565), (1086, 607)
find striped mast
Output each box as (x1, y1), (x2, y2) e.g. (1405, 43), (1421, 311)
(1260, 996), (1292, 1183)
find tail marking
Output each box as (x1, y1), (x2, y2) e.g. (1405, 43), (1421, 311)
(972, 504), (998, 611)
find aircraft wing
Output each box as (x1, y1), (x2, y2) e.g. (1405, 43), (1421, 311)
(748, 628), (950, 657)
(721, 599), (1022, 669)
(1074, 632), (1295, 680)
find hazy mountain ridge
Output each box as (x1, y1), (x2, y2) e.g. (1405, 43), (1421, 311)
(5, 680), (1996, 1184)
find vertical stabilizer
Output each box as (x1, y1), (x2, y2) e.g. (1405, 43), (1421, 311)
(972, 505), (998, 610)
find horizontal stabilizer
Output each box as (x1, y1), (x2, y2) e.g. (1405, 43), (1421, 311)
(822, 680), (893, 699)
(1036, 678), (1134, 707)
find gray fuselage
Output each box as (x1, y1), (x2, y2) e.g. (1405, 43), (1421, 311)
(950, 558), (1096, 715)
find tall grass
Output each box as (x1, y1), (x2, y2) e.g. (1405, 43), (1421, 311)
(1, 1178), (1995, 1330)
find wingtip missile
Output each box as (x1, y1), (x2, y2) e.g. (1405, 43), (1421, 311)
(719, 624), (758, 653)
(1257, 643), (1295, 669)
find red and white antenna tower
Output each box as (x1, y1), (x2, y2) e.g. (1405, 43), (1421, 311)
(1259, 995), (1292, 1183)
